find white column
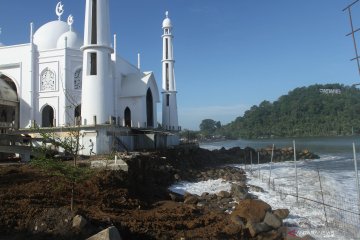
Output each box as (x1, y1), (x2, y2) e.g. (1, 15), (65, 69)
(29, 22), (35, 126)
(137, 53), (141, 70)
(161, 11), (178, 130)
(81, 0), (114, 125)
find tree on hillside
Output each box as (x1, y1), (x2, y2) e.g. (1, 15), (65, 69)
(199, 119), (221, 136)
(179, 129), (200, 142)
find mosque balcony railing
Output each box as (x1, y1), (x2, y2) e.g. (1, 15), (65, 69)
(71, 116), (182, 132)
(0, 122), (13, 128)
(161, 125), (181, 132)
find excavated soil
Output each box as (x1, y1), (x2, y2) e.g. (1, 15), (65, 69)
(0, 147), (290, 239)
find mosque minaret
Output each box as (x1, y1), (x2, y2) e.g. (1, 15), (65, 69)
(81, 0), (114, 125)
(162, 11), (179, 131)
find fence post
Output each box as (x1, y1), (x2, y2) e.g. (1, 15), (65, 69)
(272, 178), (275, 190)
(293, 140), (299, 203)
(250, 151), (253, 173)
(352, 142), (360, 216)
(244, 152), (247, 171)
(258, 151), (260, 178)
(269, 144), (274, 186)
(317, 168), (328, 226)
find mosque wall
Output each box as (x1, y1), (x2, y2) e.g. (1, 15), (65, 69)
(118, 96), (146, 128)
(115, 57), (139, 76)
(0, 44), (32, 128)
(37, 50), (62, 127)
(63, 49), (82, 126)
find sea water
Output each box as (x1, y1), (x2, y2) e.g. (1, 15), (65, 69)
(195, 137), (360, 240)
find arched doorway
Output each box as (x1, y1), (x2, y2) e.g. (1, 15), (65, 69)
(146, 88), (154, 127)
(124, 107), (131, 127)
(42, 105), (54, 127)
(0, 74), (19, 131)
(74, 104), (81, 125)
(0, 110), (7, 122)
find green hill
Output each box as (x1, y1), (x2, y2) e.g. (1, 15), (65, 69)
(220, 84), (360, 139)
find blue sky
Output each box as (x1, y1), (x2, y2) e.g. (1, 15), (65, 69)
(1, 0), (360, 130)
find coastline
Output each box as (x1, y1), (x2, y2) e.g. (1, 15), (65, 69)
(0, 146), (318, 239)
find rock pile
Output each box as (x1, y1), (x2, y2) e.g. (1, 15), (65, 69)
(183, 166), (247, 182)
(215, 146), (319, 163)
(168, 164), (291, 239)
(170, 167), (266, 215)
(257, 147), (319, 162)
(169, 167), (250, 213)
(231, 199), (289, 239)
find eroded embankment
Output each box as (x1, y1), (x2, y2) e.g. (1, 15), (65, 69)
(0, 147), (318, 239)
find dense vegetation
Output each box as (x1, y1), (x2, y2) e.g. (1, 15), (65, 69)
(219, 84), (360, 139)
(181, 83), (360, 140)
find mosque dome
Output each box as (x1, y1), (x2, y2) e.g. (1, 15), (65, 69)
(162, 12), (172, 28)
(162, 18), (172, 28)
(56, 30), (82, 49)
(33, 20), (69, 51)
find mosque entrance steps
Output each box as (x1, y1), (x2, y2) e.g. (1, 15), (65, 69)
(0, 134), (42, 162)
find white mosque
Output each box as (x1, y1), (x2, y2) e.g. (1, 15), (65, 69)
(0, 0), (180, 153)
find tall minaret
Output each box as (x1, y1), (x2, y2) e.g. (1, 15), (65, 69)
(162, 11), (178, 130)
(81, 0), (114, 125)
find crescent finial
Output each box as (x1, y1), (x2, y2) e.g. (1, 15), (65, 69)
(56, 2), (64, 21)
(165, 11), (169, 18)
(67, 15), (74, 31)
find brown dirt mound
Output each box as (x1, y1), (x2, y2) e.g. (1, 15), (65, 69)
(0, 163), (242, 239)
(0, 148), (288, 239)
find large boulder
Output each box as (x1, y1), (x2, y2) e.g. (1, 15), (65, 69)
(257, 229), (283, 240)
(230, 215), (245, 226)
(273, 209), (289, 220)
(263, 212), (282, 229)
(184, 195), (198, 205)
(231, 199), (271, 223)
(217, 190), (231, 199)
(231, 183), (250, 200)
(246, 221), (271, 237)
(169, 192), (184, 202)
(72, 215), (87, 229)
(86, 226), (122, 240)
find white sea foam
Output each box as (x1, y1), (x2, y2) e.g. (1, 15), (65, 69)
(169, 179), (231, 196)
(234, 154), (360, 240)
(198, 139), (360, 239)
(168, 153), (360, 239)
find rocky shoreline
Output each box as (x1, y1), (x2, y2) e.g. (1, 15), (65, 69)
(214, 146), (319, 163)
(169, 166), (291, 239)
(0, 146), (319, 239)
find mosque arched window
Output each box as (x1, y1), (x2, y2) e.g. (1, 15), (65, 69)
(165, 39), (169, 59)
(74, 68), (82, 90)
(146, 89), (154, 127)
(40, 68), (56, 91)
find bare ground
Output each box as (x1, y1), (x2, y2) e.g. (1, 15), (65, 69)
(0, 147), (285, 239)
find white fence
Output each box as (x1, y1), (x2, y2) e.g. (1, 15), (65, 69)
(242, 141), (360, 239)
